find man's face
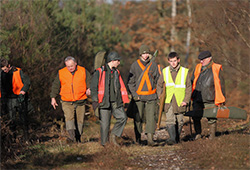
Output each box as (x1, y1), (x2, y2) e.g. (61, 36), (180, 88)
(112, 60), (120, 68)
(200, 57), (211, 66)
(168, 57), (180, 69)
(141, 53), (150, 61)
(65, 60), (77, 73)
(1, 65), (11, 73)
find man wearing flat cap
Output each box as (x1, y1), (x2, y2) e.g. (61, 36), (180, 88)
(91, 51), (129, 146)
(191, 51), (226, 140)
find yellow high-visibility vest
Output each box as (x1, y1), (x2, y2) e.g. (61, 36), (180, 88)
(163, 66), (189, 106)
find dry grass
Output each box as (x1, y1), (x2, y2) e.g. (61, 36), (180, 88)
(181, 133), (250, 169)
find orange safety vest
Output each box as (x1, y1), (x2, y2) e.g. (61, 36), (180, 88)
(13, 68), (24, 95)
(136, 59), (157, 95)
(59, 66), (87, 101)
(0, 67), (24, 98)
(97, 67), (129, 104)
(192, 63), (225, 105)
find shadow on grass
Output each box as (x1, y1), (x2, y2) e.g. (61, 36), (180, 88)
(182, 121), (250, 142)
(2, 150), (94, 169)
(82, 137), (99, 143)
(216, 123), (250, 137)
(38, 134), (60, 142)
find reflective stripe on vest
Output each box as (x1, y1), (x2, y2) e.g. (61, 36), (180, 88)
(136, 59), (157, 95)
(163, 66), (189, 106)
(59, 66), (87, 101)
(97, 67), (129, 104)
(12, 68), (24, 95)
(192, 63), (225, 105)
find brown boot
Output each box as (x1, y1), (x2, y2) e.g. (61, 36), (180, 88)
(209, 123), (217, 140)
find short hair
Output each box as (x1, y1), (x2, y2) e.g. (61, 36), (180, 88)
(64, 56), (76, 63)
(1, 59), (9, 68)
(168, 52), (179, 59)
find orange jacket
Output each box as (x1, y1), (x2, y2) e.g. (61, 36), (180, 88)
(0, 67), (24, 98)
(192, 63), (225, 105)
(97, 68), (129, 104)
(59, 66), (87, 101)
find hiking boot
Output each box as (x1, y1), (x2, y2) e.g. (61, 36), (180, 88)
(147, 133), (156, 146)
(166, 125), (176, 145)
(209, 123), (217, 140)
(135, 132), (141, 145)
(110, 133), (119, 146)
(67, 129), (76, 143)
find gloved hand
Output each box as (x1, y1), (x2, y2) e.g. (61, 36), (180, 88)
(92, 101), (99, 111)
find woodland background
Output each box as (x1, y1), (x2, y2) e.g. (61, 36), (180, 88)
(1, 0), (249, 168)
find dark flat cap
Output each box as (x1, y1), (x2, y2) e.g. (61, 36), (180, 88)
(198, 51), (212, 60)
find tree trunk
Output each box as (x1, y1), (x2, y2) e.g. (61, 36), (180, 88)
(170, 0), (177, 52)
(185, 0), (192, 67)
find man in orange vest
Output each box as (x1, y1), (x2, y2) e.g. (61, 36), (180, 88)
(90, 51), (129, 146)
(191, 51), (225, 140)
(50, 56), (91, 143)
(127, 44), (160, 146)
(1, 59), (30, 139)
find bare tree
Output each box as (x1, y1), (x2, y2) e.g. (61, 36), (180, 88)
(170, 0), (177, 51)
(185, 0), (192, 66)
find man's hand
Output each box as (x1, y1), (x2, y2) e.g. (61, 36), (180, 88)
(51, 98), (58, 109)
(133, 96), (140, 102)
(86, 88), (91, 96)
(19, 91), (26, 95)
(180, 102), (187, 107)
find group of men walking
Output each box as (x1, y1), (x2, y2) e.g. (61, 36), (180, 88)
(1, 45), (225, 146)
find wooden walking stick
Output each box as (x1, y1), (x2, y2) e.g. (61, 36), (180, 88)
(157, 82), (166, 130)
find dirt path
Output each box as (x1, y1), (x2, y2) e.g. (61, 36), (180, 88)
(1, 115), (249, 170)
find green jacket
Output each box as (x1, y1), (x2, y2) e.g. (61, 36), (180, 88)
(127, 58), (160, 101)
(90, 64), (124, 109)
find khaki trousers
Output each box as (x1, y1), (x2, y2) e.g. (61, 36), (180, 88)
(61, 101), (85, 134)
(165, 105), (184, 126)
